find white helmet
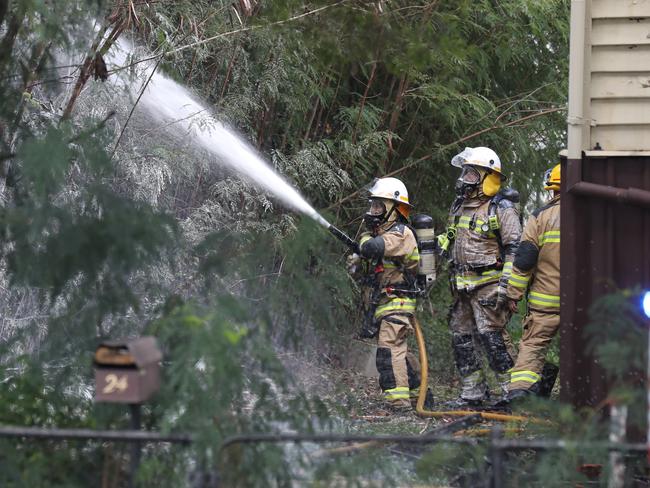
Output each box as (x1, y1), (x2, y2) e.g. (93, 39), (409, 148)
(367, 177), (411, 206)
(451, 146), (503, 177)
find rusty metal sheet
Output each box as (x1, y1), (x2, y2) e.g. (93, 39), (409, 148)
(560, 155), (650, 407)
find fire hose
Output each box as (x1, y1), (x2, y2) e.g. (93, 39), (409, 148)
(413, 319), (530, 423)
(327, 222), (534, 424)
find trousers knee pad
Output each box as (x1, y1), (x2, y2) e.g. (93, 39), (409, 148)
(452, 334), (481, 377)
(376, 347), (396, 391)
(406, 356), (421, 390)
(479, 331), (514, 373)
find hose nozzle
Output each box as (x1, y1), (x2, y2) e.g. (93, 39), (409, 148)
(328, 225), (359, 254)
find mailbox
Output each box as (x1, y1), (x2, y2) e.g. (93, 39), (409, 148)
(94, 336), (162, 404)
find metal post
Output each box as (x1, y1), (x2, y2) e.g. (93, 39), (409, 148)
(489, 426), (503, 488)
(643, 291), (650, 465)
(129, 404), (142, 488)
(608, 403), (627, 488)
(647, 320), (650, 466)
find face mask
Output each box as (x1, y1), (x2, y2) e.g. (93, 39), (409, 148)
(363, 199), (388, 229)
(455, 166), (482, 198)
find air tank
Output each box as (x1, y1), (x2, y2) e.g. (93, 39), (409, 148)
(411, 213), (436, 291)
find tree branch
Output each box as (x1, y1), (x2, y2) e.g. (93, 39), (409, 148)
(325, 107), (564, 210)
(107, 0), (350, 74)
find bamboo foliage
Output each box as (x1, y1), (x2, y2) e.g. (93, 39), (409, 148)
(0, 0), (570, 485)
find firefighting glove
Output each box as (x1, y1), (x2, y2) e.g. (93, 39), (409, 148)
(494, 279), (510, 310)
(435, 234), (450, 259)
(346, 253), (361, 275)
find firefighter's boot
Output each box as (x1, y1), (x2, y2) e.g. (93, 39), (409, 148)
(494, 371), (511, 397)
(538, 362), (559, 398)
(446, 370), (489, 408)
(410, 387), (435, 410)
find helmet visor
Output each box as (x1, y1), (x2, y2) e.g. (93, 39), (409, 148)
(459, 166), (482, 185)
(364, 178), (379, 195)
(367, 199), (387, 216)
(451, 147), (473, 168)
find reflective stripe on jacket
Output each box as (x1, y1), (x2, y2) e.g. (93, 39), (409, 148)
(506, 195), (560, 312)
(370, 221), (420, 319)
(450, 198), (521, 291)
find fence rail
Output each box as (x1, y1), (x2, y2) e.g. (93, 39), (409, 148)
(1, 421), (646, 487)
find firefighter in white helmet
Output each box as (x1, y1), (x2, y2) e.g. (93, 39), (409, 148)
(437, 147), (522, 406)
(347, 177), (433, 411)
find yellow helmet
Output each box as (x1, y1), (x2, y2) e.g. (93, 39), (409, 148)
(543, 164), (561, 191)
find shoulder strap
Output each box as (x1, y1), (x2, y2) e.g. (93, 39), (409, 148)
(532, 198), (560, 218)
(487, 188), (520, 248)
(487, 198), (504, 254)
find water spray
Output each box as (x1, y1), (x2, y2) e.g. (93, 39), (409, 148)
(105, 39), (364, 259)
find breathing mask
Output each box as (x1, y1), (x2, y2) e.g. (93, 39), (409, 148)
(455, 165), (501, 199)
(363, 198), (394, 229)
(455, 166), (483, 198)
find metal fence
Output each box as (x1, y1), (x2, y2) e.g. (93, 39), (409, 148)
(0, 416), (646, 487)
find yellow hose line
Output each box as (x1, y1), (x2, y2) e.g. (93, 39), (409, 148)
(454, 428), (525, 438)
(413, 319), (530, 424)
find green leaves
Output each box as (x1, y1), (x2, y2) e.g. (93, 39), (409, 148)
(16, 128), (72, 200)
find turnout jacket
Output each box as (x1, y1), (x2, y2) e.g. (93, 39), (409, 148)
(359, 220), (420, 319)
(506, 195), (560, 312)
(449, 197), (522, 291)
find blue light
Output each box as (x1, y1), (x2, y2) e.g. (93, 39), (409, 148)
(643, 291), (650, 319)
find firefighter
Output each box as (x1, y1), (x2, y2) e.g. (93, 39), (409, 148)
(504, 164), (561, 401)
(347, 177), (430, 411)
(437, 147), (522, 406)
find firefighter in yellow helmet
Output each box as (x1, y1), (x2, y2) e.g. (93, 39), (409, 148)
(504, 164), (561, 402)
(348, 177), (433, 411)
(437, 147), (522, 407)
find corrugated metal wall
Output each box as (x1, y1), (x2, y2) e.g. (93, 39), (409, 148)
(562, 0), (650, 407)
(560, 156), (650, 406)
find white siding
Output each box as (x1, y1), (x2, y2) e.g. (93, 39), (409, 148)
(592, 99), (650, 124)
(592, 0), (650, 19)
(573, 0), (650, 151)
(591, 46), (650, 72)
(591, 126), (650, 150)
(591, 73), (650, 98)
(591, 18), (650, 46)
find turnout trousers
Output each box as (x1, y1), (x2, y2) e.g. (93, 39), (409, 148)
(508, 310), (560, 392)
(376, 314), (421, 407)
(448, 282), (516, 400)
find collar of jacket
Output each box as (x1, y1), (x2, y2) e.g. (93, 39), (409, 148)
(375, 220), (400, 235)
(462, 196), (490, 209)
